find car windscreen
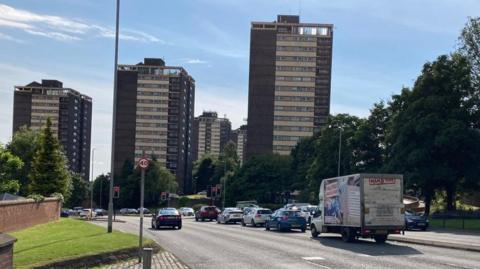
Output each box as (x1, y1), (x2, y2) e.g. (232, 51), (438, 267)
(159, 209), (178, 215)
(282, 211), (301, 217)
(257, 210), (272, 214)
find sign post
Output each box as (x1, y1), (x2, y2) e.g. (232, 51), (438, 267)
(113, 186), (120, 221)
(138, 156), (149, 263)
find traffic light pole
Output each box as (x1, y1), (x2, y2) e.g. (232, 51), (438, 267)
(139, 167), (145, 263)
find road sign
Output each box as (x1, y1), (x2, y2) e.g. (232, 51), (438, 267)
(138, 158), (149, 169)
(113, 186), (120, 199)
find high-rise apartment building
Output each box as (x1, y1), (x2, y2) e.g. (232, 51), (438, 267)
(114, 58), (195, 194)
(231, 125), (247, 165)
(246, 15), (333, 158)
(13, 80), (92, 180)
(192, 111), (231, 161)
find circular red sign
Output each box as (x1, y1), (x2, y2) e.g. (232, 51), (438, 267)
(138, 158), (149, 169)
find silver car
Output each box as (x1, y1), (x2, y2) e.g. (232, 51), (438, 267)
(242, 208), (272, 227)
(217, 208), (243, 224)
(179, 207), (194, 216)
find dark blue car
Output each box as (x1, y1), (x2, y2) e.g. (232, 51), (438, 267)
(152, 208), (182, 230)
(405, 211), (429, 231)
(265, 209), (307, 232)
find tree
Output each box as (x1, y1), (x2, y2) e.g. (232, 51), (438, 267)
(290, 135), (318, 201)
(29, 118), (72, 198)
(459, 17), (480, 90)
(92, 174), (110, 209)
(65, 173), (88, 208)
(192, 155), (217, 193)
(226, 154), (292, 205)
(7, 127), (40, 195)
(0, 144), (23, 194)
(385, 54), (480, 215)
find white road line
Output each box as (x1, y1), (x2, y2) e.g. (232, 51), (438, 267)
(302, 257), (325, 261)
(357, 254), (372, 257)
(304, 260), (331, 269)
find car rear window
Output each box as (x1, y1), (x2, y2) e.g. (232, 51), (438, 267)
(160, 209), (178, 215)
(257, 210), (272, 214)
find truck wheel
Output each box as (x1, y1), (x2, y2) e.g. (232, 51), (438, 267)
(311, 225), (319, 238)
(341, 227), (355, 242)
(266, 223), (270, 231)
(241, 220), (246, 226)
(374, 234), (388, 243)
(251, 220), (256, 227)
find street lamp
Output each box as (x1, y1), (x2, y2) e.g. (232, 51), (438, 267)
(90, 147), (96, 218)
(337, 127), (343, 177)
(108, 0), (120, 233)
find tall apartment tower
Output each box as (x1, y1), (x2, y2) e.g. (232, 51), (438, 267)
(246, 15), (333, 158)
(114, 58), (195, 194)
(13, 80), (92, 180)
(192, 111), (232, 161)
(231, 124), (247, 165)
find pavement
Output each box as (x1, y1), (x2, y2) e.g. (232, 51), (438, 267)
(389, 228), (480, 252)
(101, 252), (188, 269)
(93, 216), (480, 269)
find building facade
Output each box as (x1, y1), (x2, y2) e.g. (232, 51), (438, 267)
(231, 124), (247, 165)
(13, 80), (92, 180)
(113, 58), (195, 194)
(246, 15), (333, 158)
(192, 111), (231, 161)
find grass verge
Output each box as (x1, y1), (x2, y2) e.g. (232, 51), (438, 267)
(11, 218), (151, 268)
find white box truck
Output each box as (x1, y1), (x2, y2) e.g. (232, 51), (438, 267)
(310, 174), (405, 243)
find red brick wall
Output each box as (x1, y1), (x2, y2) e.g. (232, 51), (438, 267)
(0, 198), (61, 233)
(0, 242), (14, 269)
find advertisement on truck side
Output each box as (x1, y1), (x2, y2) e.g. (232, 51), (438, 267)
(324, 175), (361, 226)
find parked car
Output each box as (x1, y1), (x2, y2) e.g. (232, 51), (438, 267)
(195, 206), (219, 221)
(120, 208), (139, 215)
(94, 208), (108, 216)
(151, 208), (182, 229)
(242, 208), (272, 227)
(137, 208), (150, 214)
(79, 209), (96, 219)
(179, 207), (194, 216)
(60, 208), (70, 217)
(73, 207), (83, 215)
(405, 211), (429, 231)
(242, 207), (257, 215)
(265, 209), (307, 232)
(217, 208), (243, 224)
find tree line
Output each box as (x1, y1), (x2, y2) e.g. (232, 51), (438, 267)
(195, 17), (480, 215)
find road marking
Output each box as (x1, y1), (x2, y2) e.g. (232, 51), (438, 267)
(302, 257), (325, 261)
(357, 254), (372, 257)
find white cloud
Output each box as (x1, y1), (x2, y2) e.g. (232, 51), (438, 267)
(0, 32), (24, 43)
(0, 4), (163, 43)
(185, 59), (208, 64)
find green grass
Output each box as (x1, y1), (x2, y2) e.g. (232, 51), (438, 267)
(183, 194), (207, 199)
(11, 218), (150, 269)
(429, 218), (480, 231)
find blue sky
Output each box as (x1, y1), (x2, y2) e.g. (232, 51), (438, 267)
(0, 0), (478, 178)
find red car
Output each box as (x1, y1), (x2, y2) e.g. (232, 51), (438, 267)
(195, 206), (220, 221)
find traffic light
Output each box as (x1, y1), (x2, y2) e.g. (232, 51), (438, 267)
(161, 191), (166, 201)
(206, 185), (212, 197)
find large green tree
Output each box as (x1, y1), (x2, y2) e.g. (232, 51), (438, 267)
(385, 54), (480, 215)
(0, 144), (24, 194)
(459, 16), (480, 90)
(7, 127), (40, 195)
(64, 173), (89, 208)
(92, 174), (110, 209)
(192, 155), (217, 193)
(29, 118), (72, 198)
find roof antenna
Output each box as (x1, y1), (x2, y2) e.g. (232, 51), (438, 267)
(298, 0), (302, 16)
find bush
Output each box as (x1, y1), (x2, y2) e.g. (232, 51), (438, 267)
(192, 203), (208, 212)
(179, 196), (190, 207)
(27, 194), (45, 202)
(258, 203), (284, 211)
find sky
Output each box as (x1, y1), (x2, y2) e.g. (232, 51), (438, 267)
(0, 0), (478, 179)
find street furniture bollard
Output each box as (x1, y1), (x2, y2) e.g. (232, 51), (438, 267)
(143, 247), (152, 269)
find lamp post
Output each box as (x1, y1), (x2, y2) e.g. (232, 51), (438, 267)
(108, 0), (120, 233)
(90, 147), (95, 218)
(337, 128), (343, 177)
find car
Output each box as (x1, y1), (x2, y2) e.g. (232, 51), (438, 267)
(242, 207), (257, 215)
(195, 206), (219, 221)
(79, 209), (96, 219)
(60, 208), (70, 217)
(94, 208), (108, 216)
(119, 208), (139, 215)
(151, 208), (182, 229)
(217, 208), (243, 224)
(265, 209), (307, 232)
(405, 211), (429, 231)
(179, 207), (194, 216)
(298, 205), (318, 225)
(73, 207), (83, 215)
(283, 203), (311, 210)
(137, 208), (150, 214)
(242, 208), (272, 227)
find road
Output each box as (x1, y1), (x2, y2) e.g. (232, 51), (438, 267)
(95, 217), (480, 269)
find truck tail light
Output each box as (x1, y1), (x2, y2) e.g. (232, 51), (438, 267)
(363, 229), (371, 235)
(393, 229), (401, 234)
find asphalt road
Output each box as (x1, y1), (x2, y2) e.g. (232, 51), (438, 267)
(96, 217), (480, 269)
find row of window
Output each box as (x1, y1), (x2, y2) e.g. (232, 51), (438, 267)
(276, 76), (315, 82)
(136, 138), (167, 144)
(274, 115), (314, 122)
(277, 35), (316, 42)
(138, 75), (169, 81)
(136, 130), (167, 136)
(273, 126), (313, 132)
(276, 56), (316, 62)
(273, 135), (302, 142)
(137, 107), (168, 112)
(137, 91), (169, 96)
(137, 115), (168, 120)
(275, 86), (315, 92)
(275, 106), (314, 112)
(276, 66), (316, 72)
(137, 99), (169, 104)
(136, 122), (168, 128)
(277, 46), (316, 52)
(31, 109), (59, 114)
(138, 83), (169, 89)
(136, 146), (166, 151)
(275, 95), (314, 102)
(273, 145), (294, 151)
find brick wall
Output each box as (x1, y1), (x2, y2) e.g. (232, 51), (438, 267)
(0, 234), (17, 269)
(0, 198), (61, 233)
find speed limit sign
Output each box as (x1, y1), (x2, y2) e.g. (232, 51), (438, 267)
(138, 158), (149, 169)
